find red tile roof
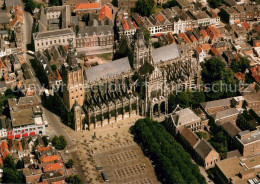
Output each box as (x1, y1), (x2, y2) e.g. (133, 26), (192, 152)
(201, 44), (210, 51)
(235, 72), (245, 81)
(196, 46), (202, 53)
(0, 59), (6, 69)
(55, 70), (62, 80)
(52, 180), (65, 184)
(37, 146), (51, 153)
(99, 5), (112, 21)
(211, 47), (220, 55)
(75, 3), (100, 10)
(41, 155), (60, 163)
(200, 29), (208, 38)
(242, 22), (250, 30)
(251, 66), (260, 83)
(122, 19), (129, 31)
(189, 35), (197, 43)
(179, 33), (190, 44)
(10, 15), (23, 27)
(43, 163), (63, 172)
(0, 157), (3, 165)
(155, 14), (165, 22)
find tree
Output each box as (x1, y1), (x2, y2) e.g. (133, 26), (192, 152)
(201, 57), (225, 84)
(16, 160), (24, 169)
(231, 56), (250, 73)
(82, 14), (89, 24)
(65, 159), (74, 168)
(5, 89), (14, 97)
(133, 0), (155, 17)
(52, 135), (67, 150)
(162, 0), (178, 8)
(49, 0), (61, 6)
(2, 168), (24, 183)
(111, 0), (118, 7)
(207, 0), (222, 8)
(4, 156), (16, 170)
(51, 64), (57, 71)
(65, 175), (82, 184)
(42, 136), (49, 147)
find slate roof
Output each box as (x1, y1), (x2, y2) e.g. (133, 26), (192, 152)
(221, 122), (241, 138)
(77, 25), (113, 37)
(5, 0), (20, 7)
(213, 108), (239, 121)
(194, 139), (215, 159)
(201, 98), (231, 109)
(0, 13), (10, 24)
(33, 28), (74, 39)
(85, 57), (131, 82)
(152, 43), (180, 64)
(180, 127), (200, 147)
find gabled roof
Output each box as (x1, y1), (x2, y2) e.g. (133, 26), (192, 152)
(41, 155), (60, 163)
(75, 3), (100, 10)
(180, 127), (200, 147)
(10, 15), (23, 27)
(194, 140), (216, 159)
(43, 163), (63, 172)
(221, 122), (241, 138)
(99, 5), (112, 21)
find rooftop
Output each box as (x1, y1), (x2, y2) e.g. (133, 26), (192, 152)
(180, 127), (199, 147)
(213, 108), (239, 121)
(194, 139), (216, 159)
(171, 108), (201, 127)
(201, 98), (231, 109)
(85, 57), (131, 83)
(238, 130), (260, 145)
(33, 28), (74, 40)
(152, 43), (180, 64)
(221, 122), (241, 138)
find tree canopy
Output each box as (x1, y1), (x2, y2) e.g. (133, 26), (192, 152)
(111, 0), (118, 7)
(131, 118), (206, 184)
(52, 135), (67, 150)
(65, 159), (74, 168)
(133, 0), (155, 17)
(65, 175), (82, 184)
(2, 156), (24, 183)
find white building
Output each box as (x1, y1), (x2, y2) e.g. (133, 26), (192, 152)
(33, 28), (75, 52)
(10, 106), (47, 139)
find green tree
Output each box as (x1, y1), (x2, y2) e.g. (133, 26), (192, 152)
(65, 175), (82, 184)
(207, 0), (222, 8)
(65, 159), (74, 168)
(51, 64), (57, 71)
(49, 0), (61, 6)
(52, 135), (67, 150)
(230, 56), (250, 73)
(82, 14), (89, 24)
(2, 168), (24, 183)
(4, 89), (14, 97)
(16, 160), (24, 169)
(4, 156), (16, 170)
(133, 0), (155, 17)
(42, 136), (49, 147)
(201, 57), (225, 84)
(111, 0), (118, 7)
(162, 0), (178, 8)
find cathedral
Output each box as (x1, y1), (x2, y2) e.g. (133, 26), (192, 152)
(63, 29), (200, 130)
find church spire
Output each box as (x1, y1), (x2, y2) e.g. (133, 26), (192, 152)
(67, 38), (78, 68)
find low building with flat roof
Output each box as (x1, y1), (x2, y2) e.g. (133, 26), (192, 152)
(216, 155), (260, 184)
(236, 129), (260, 157)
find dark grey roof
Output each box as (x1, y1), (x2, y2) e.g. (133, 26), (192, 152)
(33, 28), (74, 39)
(62, 5), (71, 28)
(213, 108), (239, 121)
(5, 0), (20, 7)
(0, 13), (10, 24)
(77, 25), (113, 37)
(201, 98), (231, 109)
(221, 122), (241, 138)
(0, 117), (6, 130)
(71, 16), (79, 26)
(84, 57), (131, 82)
(0, 81), (6, 88)
(195, 140), (216, 159)
(152, 43), (180, 64)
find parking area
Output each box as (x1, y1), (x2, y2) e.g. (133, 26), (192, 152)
(92, 138), (159, 184)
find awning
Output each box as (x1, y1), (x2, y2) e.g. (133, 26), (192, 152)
(8, 131), (13, 135)
(15, 134), (21, 139)
(22, 133), (28, 137)
(30, 132), (36, 136)
(22, 129), (25, 133)
(7, 135), (14, 139)
(234, 20), (240, 24)
(154, 33), (163, 37)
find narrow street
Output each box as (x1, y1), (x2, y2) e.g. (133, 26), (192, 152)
(43, 107), (85, 181)
(20, 0), (33, 46)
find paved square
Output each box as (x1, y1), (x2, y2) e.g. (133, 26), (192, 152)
(93, 141), (159, 183)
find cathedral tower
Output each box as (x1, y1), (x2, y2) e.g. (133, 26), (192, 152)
(63, 39), (85, 110)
